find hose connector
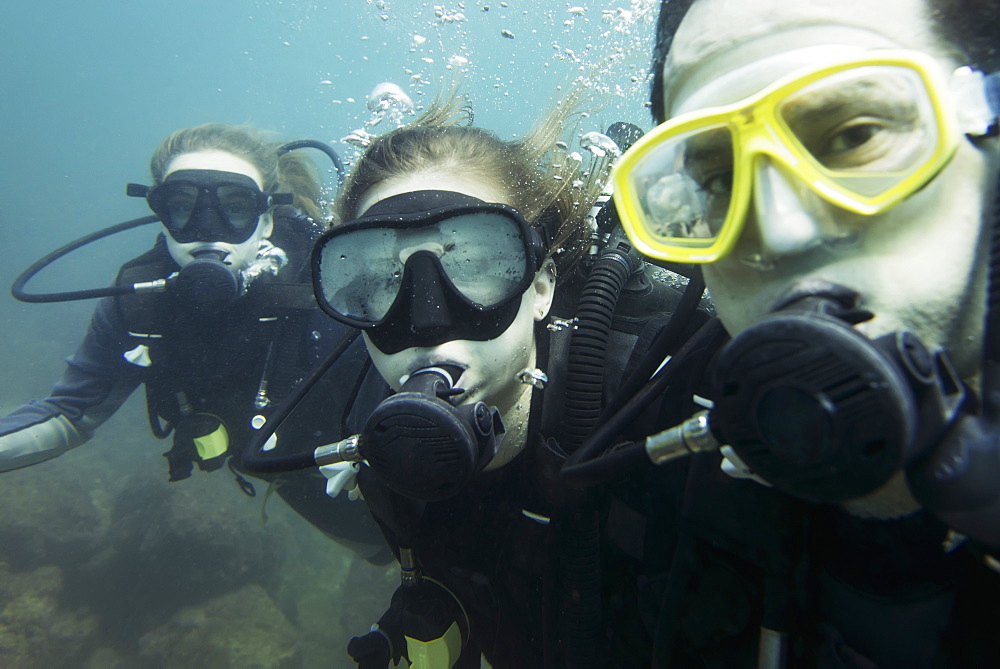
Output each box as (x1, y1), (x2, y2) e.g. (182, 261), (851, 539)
(399, 547), (421, 586)
(132, 278), (169, 293)
(646, 410), (720, 465)
(314, 434), (363, 466)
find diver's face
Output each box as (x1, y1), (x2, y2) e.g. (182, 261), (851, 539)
(359, 171), (556, 414)
(661, 0), (999, 377)
(162, 150), (274, 271)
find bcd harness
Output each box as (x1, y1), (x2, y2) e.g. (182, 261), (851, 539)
(114, 237), (321, 485)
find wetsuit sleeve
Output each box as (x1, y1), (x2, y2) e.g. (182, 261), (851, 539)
(0, 297), (143, 471)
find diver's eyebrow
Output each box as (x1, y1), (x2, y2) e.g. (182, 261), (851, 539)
(684, 142), (728, 162)
(780, 77), (917, 127)
(682, 133), (732, 165)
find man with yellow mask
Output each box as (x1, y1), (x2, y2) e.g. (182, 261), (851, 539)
(611, 0), (1000, 665)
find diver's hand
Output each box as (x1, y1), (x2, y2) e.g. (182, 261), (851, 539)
(720, 445), (773, 488)
(321, 460), (362, 500)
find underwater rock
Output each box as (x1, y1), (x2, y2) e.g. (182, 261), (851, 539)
(0, 463), (109, 570)
(72, 473), (290, 640)
(0, 562), (99, 667)
(136, 584), (301, 668)
(81, 645), (126, 668)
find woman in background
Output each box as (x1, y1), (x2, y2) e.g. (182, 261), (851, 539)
(0, 122), (388, 559)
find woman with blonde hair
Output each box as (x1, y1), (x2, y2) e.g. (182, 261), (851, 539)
(0, 122), (388, 559)
(313, 90), (703, 666)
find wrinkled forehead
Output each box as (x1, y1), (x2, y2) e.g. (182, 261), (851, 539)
(661, 0), (951, 116)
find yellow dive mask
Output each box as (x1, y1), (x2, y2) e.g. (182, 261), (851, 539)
(613, 50), (994, 263)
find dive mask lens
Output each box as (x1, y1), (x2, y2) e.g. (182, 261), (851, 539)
(775, 64), (943, 198)
(152, 182), (198, 234)
(145, 169), (269, 244)
(216, 184), (264, 232)
(313, 203), (537, 327)
(613, 51), (957, 263)
(613, 123), (737, 262)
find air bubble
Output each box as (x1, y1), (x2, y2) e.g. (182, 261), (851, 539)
(579, 131), (621, 158)
(365, 82), (416, 129)
(341, 128), (376, 148)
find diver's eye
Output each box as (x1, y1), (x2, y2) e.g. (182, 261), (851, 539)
(700, 170), (733, 196)
(823, 122), (882, 156)
(222, 201), (253, 216)
(811, 117), (919, 173)
(166, 197), (196, 217)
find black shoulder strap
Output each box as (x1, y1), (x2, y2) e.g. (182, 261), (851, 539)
(115, 235), (176, 337)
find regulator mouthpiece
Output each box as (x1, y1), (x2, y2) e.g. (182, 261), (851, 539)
(362, 366), (505, 501)
(710, 285), (965, 503)
(171, 254), (240, 308)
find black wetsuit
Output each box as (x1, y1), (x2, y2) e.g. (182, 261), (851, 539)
(354, 270), (709, 667)
(354, 270), (1000, 666)
(653, 453), (1000, 668)
(0, 221), (390, 552)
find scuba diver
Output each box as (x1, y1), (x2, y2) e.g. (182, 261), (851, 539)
(1, 122), (388, 559)
(590, 0), (1000, 665)
(242, 90), (709, 667)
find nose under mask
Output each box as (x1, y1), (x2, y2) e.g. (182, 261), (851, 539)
(753, 161), (825, 256)
(184, 204), (238, 243)
(739, 162), (864, 271)
(364, 252), (523, 355)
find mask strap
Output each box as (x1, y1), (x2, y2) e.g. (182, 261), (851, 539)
(956, 68), (1000, 137)
(533, 207), (558, 262)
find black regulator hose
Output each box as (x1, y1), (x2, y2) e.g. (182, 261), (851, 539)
(278, 139), (346, 186)
(561, 317), (728, 487)
(557, 223), (642, 668)
(240, 329), (361, 474)
(561, 249), (637, 451)
(11, 215), (161, 303)
(561, 442), (653, 488)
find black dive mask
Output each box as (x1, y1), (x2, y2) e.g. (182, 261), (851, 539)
(710, 280), (968, 504)
(312, 190), (547, 354)
(128, 169), (292, 244)
(362, 365), (506, 501)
